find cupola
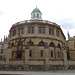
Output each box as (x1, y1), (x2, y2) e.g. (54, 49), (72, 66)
(31, 7), (42, 20)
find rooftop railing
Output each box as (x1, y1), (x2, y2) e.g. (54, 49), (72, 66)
(12, 20), (60, 28)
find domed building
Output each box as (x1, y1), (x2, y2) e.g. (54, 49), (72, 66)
(0, 7), (69, 70)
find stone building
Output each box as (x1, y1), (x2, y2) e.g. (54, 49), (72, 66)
(65, 32), (75, 69)
(0, 7), (72, 70)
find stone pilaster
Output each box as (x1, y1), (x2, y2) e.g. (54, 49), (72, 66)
(44, 42), (49, 70)
(6, 50), (10, 64)
(24, 43), (29, 70)
(62, 43), (68, 70)
(63, 50), (68, 70)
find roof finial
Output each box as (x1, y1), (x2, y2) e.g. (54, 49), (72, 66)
(36, 6), (37, 8)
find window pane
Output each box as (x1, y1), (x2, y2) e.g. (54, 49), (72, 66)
(28, 27), (31, 33)
(29, 50), (32, 57)
(32, 27), (34, 33)
(52, 29), (54, 35)
(51, 51), (53, 57)
(42, 27), (45, 34)
(19, 28), (21, 34)
(49, 28), (51, 35)
(37, 14), (39, 18)
(22, 28), (24, 34)
(41, 50), (43, 57)
(39, 27), (41, 33)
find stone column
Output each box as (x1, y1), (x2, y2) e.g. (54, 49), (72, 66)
(62, 43), (68, 70)
(5, 49), (10, 70)
(6, 50), (10, 64)
(24, 43), (29, 70)
(44, 42), (49, 70)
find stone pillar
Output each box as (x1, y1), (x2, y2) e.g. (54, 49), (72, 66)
(44, 42), (49, 70)
(62, 43), (68, 70)
(6, 50), (10, 64)
(24, 43), (29, 70)
(5, 49), (11, 70)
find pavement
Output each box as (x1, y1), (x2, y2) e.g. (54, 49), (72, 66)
(0, 71), (75, 75)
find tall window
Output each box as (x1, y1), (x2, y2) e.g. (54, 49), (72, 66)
(58, 51), (60, 58)
(39, 27), (41, 33)
(19, 28), (24, 34)
(37, 14), (39, 18)
(51, 51), (53, 57)
(22, 28), (24, 34)
(13, 30), (16, 36)
(32, 27), (34, 33)
(29, 50), (32, 57)
(42, 27), (45, 34)
(19, 28), (21, 34)
(39, 27), (45, 34)
(33, 14), (35, 18)
(52, 29), (54, 35)
(49, 28), (51, 35)
(28, 27), (34, 33)
(41, 50), (43, 57)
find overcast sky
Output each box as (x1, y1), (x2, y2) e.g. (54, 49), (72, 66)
(0, 0), (75, 41)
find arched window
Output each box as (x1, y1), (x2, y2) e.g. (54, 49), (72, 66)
(28, 40), (34, 46)
(38, 40), (45, 46)
(49, 42), (55, 47)
(57, 44), (61, 48)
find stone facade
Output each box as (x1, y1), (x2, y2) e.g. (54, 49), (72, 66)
(0, 7), (75, 71)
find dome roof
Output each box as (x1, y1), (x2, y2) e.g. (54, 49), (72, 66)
(32, 7), (41, 13)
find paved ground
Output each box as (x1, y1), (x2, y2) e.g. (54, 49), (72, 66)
(0, 71), (75, 75)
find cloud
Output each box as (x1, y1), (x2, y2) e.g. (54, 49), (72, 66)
(0, 11), (4, 16)
(56, 18), (75, 29)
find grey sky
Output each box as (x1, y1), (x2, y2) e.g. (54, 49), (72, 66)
(0, 0), (75, 40)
